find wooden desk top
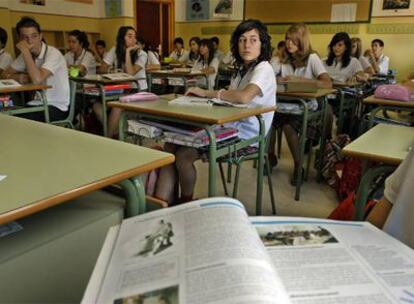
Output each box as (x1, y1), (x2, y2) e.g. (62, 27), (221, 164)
(108, 94), (276, 125)
(0, 115), (174, 224)
(0, 84), (50, 94)
(363, 95), (414, 108)
(70, 75), (136, 84)
(277, 88), (336, 99)
(342, 124), (414, 164)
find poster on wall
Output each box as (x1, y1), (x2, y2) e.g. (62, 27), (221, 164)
(65, 0), (93, 3)
(372, 0), (414, 16)
(20, 0), (45, 5)
(105, 0), (122, 17)
(383, 0), (410, 9)
(212, 0), (233, 18)
(186, 0), (209, 21)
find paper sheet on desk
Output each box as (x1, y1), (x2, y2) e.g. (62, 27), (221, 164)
(0, 175), (6, 182)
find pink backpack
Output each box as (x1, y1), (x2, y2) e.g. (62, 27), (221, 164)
(120, 92), (159, 103)
(374, 84), (412, 102)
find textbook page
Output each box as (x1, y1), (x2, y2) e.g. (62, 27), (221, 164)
(94, 198), (290, 304)
(252, 217), (414, 304)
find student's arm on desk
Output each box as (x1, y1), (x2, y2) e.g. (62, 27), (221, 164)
(125, 46), (144, 75)
(186, 83), (261, 105)
(1, 66), (30, 83)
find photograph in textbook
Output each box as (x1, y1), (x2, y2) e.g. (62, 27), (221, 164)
(114, 285), (179, 304)
(123, 219), (174, 258)
(258, 225), (338, 246)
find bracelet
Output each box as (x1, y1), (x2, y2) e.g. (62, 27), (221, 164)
(217, 89), (225, 100)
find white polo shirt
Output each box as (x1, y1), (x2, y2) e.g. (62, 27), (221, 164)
(11, 42), (70, 112)
(365, 54), (390, 75)
(147, 50), (160, 66)
(104, 46), (147, 90)
(270, 56), (282, 77)
(0, 49), (13, 71)
(383, 148), (414, 248)
(169, 49), (189, 63)
(225, 61), (276, 140)
(323, 57), (363, 83)
(191, 57), (220, 90)
(280, 53), (327, 79)
(64, 49), (96, 75)
(358, 55), (372, 72)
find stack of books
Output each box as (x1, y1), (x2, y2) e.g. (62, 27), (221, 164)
(0, 95), (14, 110)
(133, 119), (239, 148)
(83, 84), (133, 96)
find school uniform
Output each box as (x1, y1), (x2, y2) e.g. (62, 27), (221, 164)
(226, 61), (276, 140)
(191, 57), (220, 90)
(187, 52), (200, 67)
(0, 49), (13, 71)
(147, 50), (160, 67)
(64, 49), (96, 75)
(270, 56), (282, 77)
(383, 148), (414, 248)
(11, 42), (70, 121)
(366, 53), (390, 75)
(323, 57), (363, 83)
(104, 46), (148, 90)
(358, 55), (372, 72)
(214, 49), (224, 61)
(169, 49), (189, 63)
(222, 51), (234, 65)
(275, 53), (327, 142)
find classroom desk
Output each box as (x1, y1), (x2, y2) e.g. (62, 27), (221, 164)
(363, 95), (414, 128)
(147, 69), (207, 92)
(70, 75), (137, 136)
(108, 95), (276, 215)
(0, 84), (50, 122)
(0, 114), (174, 224)
(342, 123), (414, 220)
(277, 88), (336, 200)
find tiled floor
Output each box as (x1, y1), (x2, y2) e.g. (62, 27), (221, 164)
(192, 137), (339, 218)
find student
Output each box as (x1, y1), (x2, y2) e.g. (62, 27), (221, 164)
(64, 30), (96, 76)
(323, 32), (366, 84)
(94, 39), (107, 65)
(95, 26), (147, 137)
(351, 37), (374, 75)
(191, 38), (220, 90)
(188, 36), (200, 67)
(211, 36), (224, 61)
(169, 37), (189, 63)
(1, 17), (69, 122)
(367, 148), (414, 248)
(0, 27), (13, 74)
(221, 50), (235, 65)
(276, 23), (332, 184)
(270, 40), (286, 77)
(365, 38), (389, 75)
(155, 19), (275, 204)
(137, 37), (160, 70)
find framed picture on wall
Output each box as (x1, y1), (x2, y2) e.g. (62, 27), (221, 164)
(372, 0), (414, 16)
(212, 0), (233, 19)
(20, 0), (45, 5)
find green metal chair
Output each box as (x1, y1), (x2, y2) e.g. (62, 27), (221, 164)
(218, 128), (277, 215)
(51, 80), (76, 128)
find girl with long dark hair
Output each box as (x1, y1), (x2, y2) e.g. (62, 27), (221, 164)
(65, 29), (96, 76)
(191, 38), (220, 90)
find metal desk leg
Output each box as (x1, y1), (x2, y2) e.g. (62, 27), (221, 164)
(354, 165), (395, 221)
(205, 126), (217, 196)
(119, 176), (146, 217)
(256, 115), (265, 215)
(119, 111), (128, 142)
(99, 84), (108, 137)
(295, 100), (308, 201)
(40, 90), (50, 123)
(148, 73), (152, 93)
(337, 90), (345, 134)
(317, 96), (329, 182)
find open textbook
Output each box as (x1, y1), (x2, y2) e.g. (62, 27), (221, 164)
(169, 95), (248, 108)
(82, 198), (414, 304)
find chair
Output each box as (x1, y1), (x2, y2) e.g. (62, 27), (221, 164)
(51, 80), (76, 128)
(218, 128), (277, 215)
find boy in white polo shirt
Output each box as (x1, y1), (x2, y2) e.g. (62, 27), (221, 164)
(1, 17), (69, 122)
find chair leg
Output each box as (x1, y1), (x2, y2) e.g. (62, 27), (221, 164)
(219, 162), (229, 196)
(227, 163), (232, 183)
(232, 162), (242, 198)
(264, 155), (277, 215)
(277, 127), (283, 158)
